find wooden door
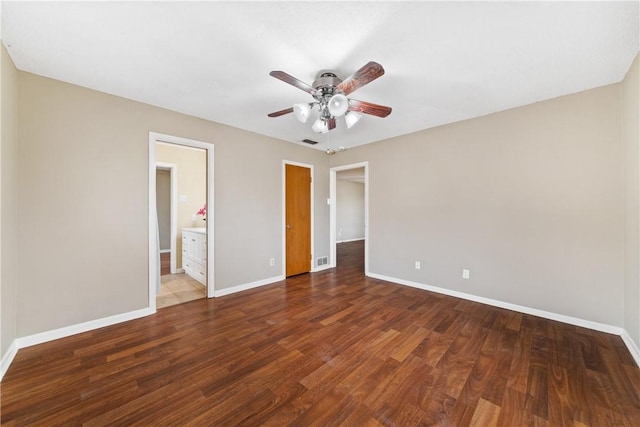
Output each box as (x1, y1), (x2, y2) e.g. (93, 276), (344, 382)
(286, 164), (311, 276)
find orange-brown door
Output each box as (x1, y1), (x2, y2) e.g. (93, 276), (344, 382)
(285, 164), (311, 277)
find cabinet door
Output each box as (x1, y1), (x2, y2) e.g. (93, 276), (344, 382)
(186, 232), (197, 259)
(194, 234), (205, 265)
(193, 262), (206, 285)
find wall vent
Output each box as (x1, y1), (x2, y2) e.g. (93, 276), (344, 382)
(316, 256), (329, 266)
(302, 139), (318, 145)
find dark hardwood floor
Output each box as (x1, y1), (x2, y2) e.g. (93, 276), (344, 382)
(2, 241), (639, 425)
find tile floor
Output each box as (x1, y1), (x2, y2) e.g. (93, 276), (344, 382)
(157, 273), (206, 309)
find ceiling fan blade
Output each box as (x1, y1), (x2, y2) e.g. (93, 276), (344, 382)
(348, 99), (392, 118)
(328, 117), (336, 130)
(267, 107), (294, 118)
(336, 61), (385, 95)
(269, 71), (317, 95)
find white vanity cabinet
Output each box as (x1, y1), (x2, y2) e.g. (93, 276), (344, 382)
(182, 228), (207, 285)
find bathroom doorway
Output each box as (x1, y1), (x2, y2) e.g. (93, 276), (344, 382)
(149, 132), (214, 311)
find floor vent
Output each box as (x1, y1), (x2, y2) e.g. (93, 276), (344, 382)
(316, 256), (329, 266)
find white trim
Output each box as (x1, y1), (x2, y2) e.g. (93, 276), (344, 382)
(176, 268), (185, 274)
(148, 139), (158, 311)
(621, 329), (640, 368)
(312, 264), (333, 273)
(150, 132), (215, 302)
(337, 238), (365, 243)
(330, 162), (369, 274)
(213, 275), (285, 297)
(159, 249), (171, 254)
(15, 308), (155, 348)
(156, 161), (178, 274)
(0, 340), (19, 380)
(282, 161), (315, 278)
(367, 272), (625, 335)
(0, 307), (155, 381)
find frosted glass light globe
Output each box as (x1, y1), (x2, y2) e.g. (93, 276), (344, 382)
(328, 94), (349, 117)
(312, 118), (328, 133)
(293, 103), (311, 123)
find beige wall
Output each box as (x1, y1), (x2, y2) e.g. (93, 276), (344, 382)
(1, 43), (19, 358)
(5, 45), (638, 360)
(156, 143), (206, 266)
(156, 170), (171, 251)
(624, 53), (640, 348)
(17, 71), (329, 337)
(332, 83), (625, 327)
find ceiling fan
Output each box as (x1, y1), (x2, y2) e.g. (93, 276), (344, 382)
(267, 61), (392, 133)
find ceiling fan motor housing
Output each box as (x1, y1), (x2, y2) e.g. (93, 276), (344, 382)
(311, 72), (345, 120)
(312, 72), (343, 96)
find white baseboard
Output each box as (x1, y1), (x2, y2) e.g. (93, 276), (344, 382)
(176, 268), (185, 274)
(337, 238), (365, 243)
(621, 329), (640, 368)
(16, 307), (155, 349)
(366, 272), (640, 366)
(312, 264), (333, 273)
(213, 275), (285, 297)
(0, 307), (155, 381)
(0, 340), (19, 380)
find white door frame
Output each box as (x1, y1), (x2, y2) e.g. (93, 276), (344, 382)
(282, 160), (315, 275)
(149, 132), (215, 311)
(330, 161), (369, 274)
(155, 162), (177, 274)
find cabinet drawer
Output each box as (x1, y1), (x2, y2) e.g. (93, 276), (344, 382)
(195, 267), (206, 284)
(187, 261), (206, 285)
(182, 260), (192, 273)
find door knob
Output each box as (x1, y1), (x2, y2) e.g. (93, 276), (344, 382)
(286, 224), (292, 229)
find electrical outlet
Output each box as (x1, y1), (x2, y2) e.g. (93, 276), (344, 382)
(415, 261), (421, 270)
(462, 269), (470, 279)
(269, 258), (275, 267)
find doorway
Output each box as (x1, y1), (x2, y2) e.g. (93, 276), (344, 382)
(283, 161), (314, 277)
(155, 145), (206, 309)
(330, 162), (369, 273)
(149, 132), (214, 311)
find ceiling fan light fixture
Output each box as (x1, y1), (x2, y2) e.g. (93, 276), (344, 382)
(293, 103), (311, 123)
(268, 62), (391, 133)
(328, 93), (349, 117)
(312, 118), (328, 133)
(345, 111), (362, 129)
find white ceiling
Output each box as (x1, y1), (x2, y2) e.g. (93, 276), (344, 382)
(2, 1), (638, 152)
